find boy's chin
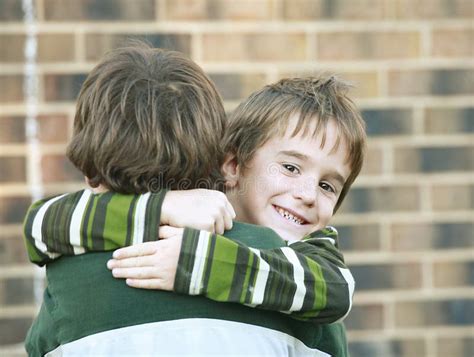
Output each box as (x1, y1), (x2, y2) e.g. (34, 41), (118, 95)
(271, 226), (305, 242)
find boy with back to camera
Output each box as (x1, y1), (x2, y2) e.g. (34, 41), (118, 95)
(24, 43), (365, 356)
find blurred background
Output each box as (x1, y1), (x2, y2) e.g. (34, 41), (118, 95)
(0, 0), (473, 356)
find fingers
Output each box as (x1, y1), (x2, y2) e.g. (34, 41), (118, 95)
(223, 208), (233, 231)
(211, 192), (234, 233)
(226, 200), (236, 220)
(126, 278), (166, 290)
(112, 241), (158, 259)
(214, 192), (233, 233)
(214, 217), (225, 235)
(159, 189), (236, 235)
(111, 266), (159, 279)
(107, 254), (157, 269)
(159, 225), (184, 239)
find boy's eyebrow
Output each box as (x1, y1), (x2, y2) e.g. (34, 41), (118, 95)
(326, 172), (346, 188)
(278, 150), (310, 161)
(278, 150), (346, 186)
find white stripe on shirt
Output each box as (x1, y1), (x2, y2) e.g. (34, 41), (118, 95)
(189, 231), (211, 295)
(31, 193), (67, 258)
(281, 247), (306, 312)
(249, 248), (270, 306)
(133, 192), (150, 245)
(69, 189), (92, 255)
(336, 267), (355, 322)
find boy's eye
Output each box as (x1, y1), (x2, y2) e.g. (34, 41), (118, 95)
(282, 164), (300, 174)
(320, 182), (335, 193)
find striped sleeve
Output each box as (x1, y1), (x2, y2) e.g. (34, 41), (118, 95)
(23, 189), (167, 266)
(174, 226), (354, 323)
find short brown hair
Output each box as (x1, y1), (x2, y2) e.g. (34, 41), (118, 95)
(67, 42), (226, 193)
(224, 75), (366, 212)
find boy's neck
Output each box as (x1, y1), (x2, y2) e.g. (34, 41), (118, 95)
(91, 185), (108, 194)
(85, 177), (108, 194)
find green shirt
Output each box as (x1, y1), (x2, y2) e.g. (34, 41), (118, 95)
(24, 189), (352, 355)
(24, 189), (354, 322)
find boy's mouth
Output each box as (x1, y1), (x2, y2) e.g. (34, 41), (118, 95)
(273, 205), (307, 225)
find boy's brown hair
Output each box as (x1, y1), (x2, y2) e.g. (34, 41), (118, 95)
(67, 42), (226, 193)
(224, 75), (366, 212)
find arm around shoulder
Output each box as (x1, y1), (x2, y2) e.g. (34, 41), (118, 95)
(174, 227), (354, 323)
(23, 189), (167, 266)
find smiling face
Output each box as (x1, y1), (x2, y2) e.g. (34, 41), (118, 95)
(224, 115), (351, 241)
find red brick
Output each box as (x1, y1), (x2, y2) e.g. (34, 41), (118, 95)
(425, 107), (474, 134)
(394, 146), (474, 173)
(164, 0), (208, 20)
(165, 0), (273, 21)
(433, 261), (474, 288)
(0, 0), (24, 22)
(344, 304), (384, 330)
(351, 263), (422, 291)
(0, 34), (25, 62)
(44, 0), (155, 21)
(337, 224), (382, 251)
(44, 73), (87, 102)
(37, 114), (70, 143)
(209, 73), (267, 101)
(318, 32), (420, 61)
(0, 157), (26, 183)
(41, 155), (84, 183)
(0, 196), (32, 224)
(0, 75), (24, 103)
(362, 108), (413, 136)
(394, 0), (474, 19)
(85, 33), (191, 61)
(395, 299), (473, 327)
(432, 29), (474, 58)
(203, 34), (307, 62)
(431, 184), (474, 211)
(359, 147), (383, 176)
(38, 34), (76, 63)
(0, 232), (30, 265)
(388, 69), (474, 96)
(1, 277), (35, 305)
(436, 336), (474, 357)
(0, 318), (34, 345)
(349, 339), (426, 357)
(0, 33), (75, 63)
(339, 71), (379, 98)
(391, 222), (474, 251)
(281, 71), (378, 98)
(0, 116), (26, 143)
(339, 186), (420, 213)
(282, 0), (388, 20)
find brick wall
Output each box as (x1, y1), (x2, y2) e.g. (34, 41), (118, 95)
(0, 0), (472, 356)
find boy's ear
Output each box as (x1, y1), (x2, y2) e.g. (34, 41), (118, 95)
(85, 176), (94, 188)
(221, 153), (240, 188)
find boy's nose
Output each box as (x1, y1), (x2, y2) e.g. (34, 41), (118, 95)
(293, 181), (318, 207)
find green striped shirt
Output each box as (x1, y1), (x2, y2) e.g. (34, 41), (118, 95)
(23, 189), (354, 323)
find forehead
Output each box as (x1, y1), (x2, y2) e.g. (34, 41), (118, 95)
(273, 114), (348, 156)
(254, 120), (351, 180)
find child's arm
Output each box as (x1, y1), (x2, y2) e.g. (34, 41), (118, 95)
(177, 227), (353, 323)
(23, 190), (167, 266)
(24, 190), (352, 322)
(186, 229), (354, 323)
(23, 189), (234, 266)
(110, 226), (353, 324)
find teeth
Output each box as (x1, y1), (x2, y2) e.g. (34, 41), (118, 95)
(276, 207), (304, 225)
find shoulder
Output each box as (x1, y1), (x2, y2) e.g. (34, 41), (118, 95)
(228, 221), (286, 249)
